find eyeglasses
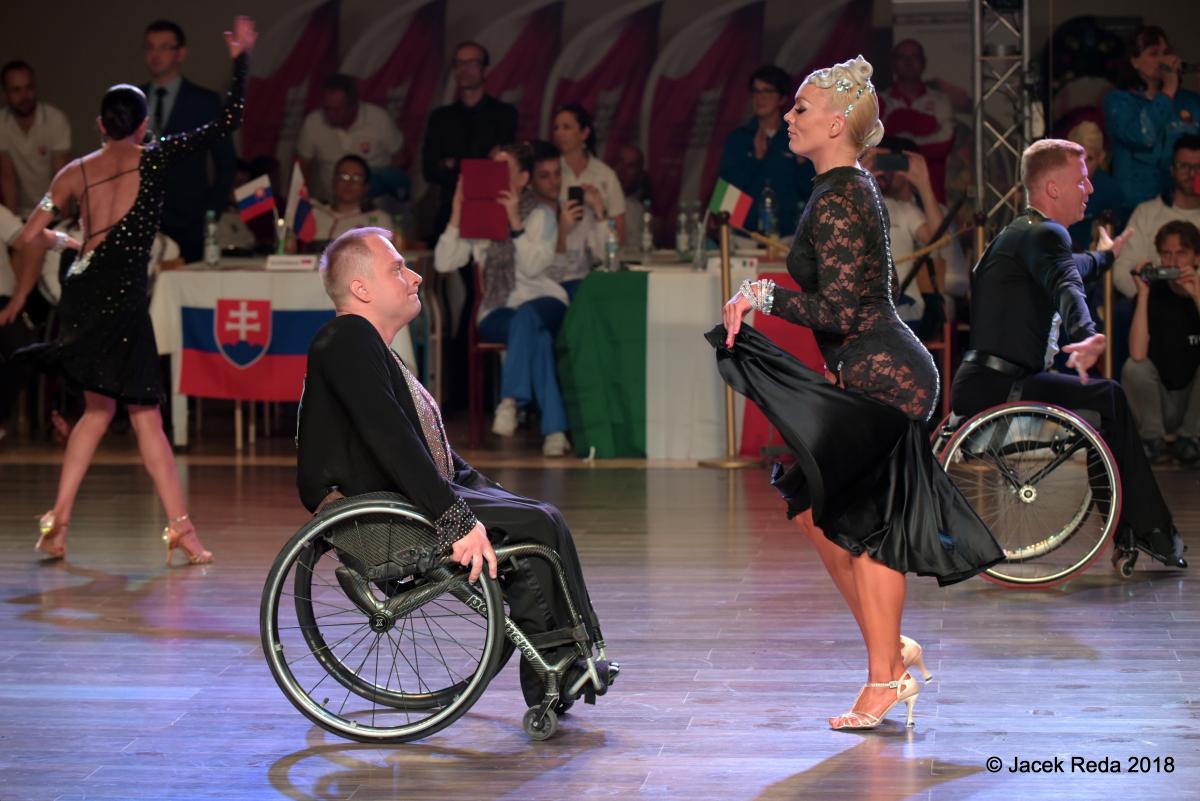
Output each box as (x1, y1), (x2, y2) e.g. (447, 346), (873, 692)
(1173, 162), (1200, 174)
(336, 172), (366, 184)
(452, 58), (484, 68)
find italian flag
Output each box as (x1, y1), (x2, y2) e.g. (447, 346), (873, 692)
(708, 178), (753, 229)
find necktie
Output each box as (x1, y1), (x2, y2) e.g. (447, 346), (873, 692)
(391, 350), (453, 480)
(154, 87), (168, 133)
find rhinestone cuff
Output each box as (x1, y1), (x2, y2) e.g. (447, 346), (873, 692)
(38, 194), (57, 215)
(434, 497), (478, 553)
(739, 278), (775, 315)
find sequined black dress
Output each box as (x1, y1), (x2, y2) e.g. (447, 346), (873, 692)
(20, 55), (246, 405)
(709, 166), (1004, 585)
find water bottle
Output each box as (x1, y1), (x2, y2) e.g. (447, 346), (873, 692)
(604, 218), (620, 272)
(203, 209), (220, 265)
(640, 198), (654, 255)
(761, 185), (779, 238)
(692, 206), (707, 271)
(676, 206), (691, 261)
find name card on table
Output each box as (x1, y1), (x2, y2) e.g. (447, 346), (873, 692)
(265, 255), (318, 271)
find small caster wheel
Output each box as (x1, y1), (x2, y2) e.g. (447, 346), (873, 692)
(523, 707), (558, 741)
(1112, 548), (1137, 578)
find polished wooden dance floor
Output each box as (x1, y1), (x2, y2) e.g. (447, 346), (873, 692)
(1, 446), (1197, 800)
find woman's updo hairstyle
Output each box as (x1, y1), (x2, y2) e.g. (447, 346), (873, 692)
(100, 84), (148, 141)
(804, 55), (884, 155)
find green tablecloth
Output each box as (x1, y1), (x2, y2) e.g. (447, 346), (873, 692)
(557, 272), (648, 457)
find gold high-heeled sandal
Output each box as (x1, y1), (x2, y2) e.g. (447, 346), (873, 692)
(900, 635), (933, 682)
(163, 514), (213, 566)
(35, 511), (67, 560)
(828, 670), (919, 731)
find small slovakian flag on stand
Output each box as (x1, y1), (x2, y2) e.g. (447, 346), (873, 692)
(284, 162), (316, 243)
(708, 178), (753, 229)
(235, 175), (276, 224)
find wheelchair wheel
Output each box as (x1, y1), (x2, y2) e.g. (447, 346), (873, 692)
(261, 493), (505, 743)
(938, 402), (1121, 588)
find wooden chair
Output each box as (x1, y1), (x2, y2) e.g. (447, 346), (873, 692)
(467, 261), (504, 447)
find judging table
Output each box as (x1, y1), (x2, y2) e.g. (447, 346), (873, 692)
(148, 258), (415, 447)
(557, 257), (822, 461)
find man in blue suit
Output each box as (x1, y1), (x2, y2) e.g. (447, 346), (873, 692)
(142, 19), (237, 263)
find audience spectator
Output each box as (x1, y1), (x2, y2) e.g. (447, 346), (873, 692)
(297, 74), (406, 206)
(141, 19), (237, 264)
(309, 155), (387, 244)
(434, 143), (571, 456)
(0, 203), (48, 442)
(0, 61), (70, 217)
(1066, 120), (1127, 251)
(718, 64), (814, 238)
(878, 39), (956, 203)
(865, 136), (946, 338)
(1122, 220), (1200, 465)
(553, 104), (625, 245)
(423, 41), (519, 237)
(615, 143), (653, 249)
(1104, 26), (1200, 212)
(1114, 135), (1200, 297)
(549, 140), (605, 298)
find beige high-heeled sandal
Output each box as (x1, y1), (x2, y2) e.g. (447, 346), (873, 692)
(900, 635), (933, 682)
(163, 514), (213, 566)
(828, 670), (919, 731)
(35, 510), (68, 560)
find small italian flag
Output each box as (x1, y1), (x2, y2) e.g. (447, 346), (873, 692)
(708, 178), (753, 229)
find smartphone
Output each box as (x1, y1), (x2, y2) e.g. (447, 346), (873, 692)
(875, 152), (909, 172)
(567, 186), (585, 206)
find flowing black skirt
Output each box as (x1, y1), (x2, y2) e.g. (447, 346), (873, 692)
(707, 323), (1004, 586)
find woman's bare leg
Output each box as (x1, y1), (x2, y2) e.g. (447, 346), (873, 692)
(127, 404), (186, 519)
(842, 552), (908, 718)
(51, 391), (117, 526)
(794, 510), (866, 637)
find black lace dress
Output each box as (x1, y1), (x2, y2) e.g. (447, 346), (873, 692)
(708, 166), (1003, 585)
(20, 55), (246, 406)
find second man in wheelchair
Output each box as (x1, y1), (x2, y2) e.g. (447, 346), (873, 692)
(950, 138), (1187, 568)
(296, 226), (606, 705)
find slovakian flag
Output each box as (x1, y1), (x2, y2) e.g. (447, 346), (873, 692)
(243, 0), (340, 171)
(641, 0), (764, 245)
(343, 0), (445, 187)
(446, 0), (563, 143)
(284, 163), (316, 242)
(235, 175), (276, 224)
(180, 298), (333, 401)
(540, 0), (662, 164)
(709, 179), (753, 229)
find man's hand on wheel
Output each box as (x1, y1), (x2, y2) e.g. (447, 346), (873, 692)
(451, 521), (497, 583)
(1062, 333), (1106, 383)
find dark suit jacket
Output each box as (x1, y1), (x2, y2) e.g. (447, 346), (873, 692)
(142, 77), (237, 241)
(296, 314), (493, 518)
(966, 208), (1112, 373)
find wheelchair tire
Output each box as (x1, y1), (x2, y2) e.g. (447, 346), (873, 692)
(938, 402), (1121, 588)
(261, 493), (505, 743)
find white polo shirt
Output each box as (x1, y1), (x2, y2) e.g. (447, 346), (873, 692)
(310, 204), (388, 243)
(296, 102), (403, 203)
(0, 102), (71, 217)
(559, 154), (626, 221)
(0, 204), (23, 297)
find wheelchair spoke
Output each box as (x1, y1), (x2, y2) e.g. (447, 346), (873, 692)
(417, 608), (466, 689)
(428, 598), (488, 630)
(285, 621), (371, 671)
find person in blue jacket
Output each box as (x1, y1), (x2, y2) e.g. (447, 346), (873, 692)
(1104, 25), (1200, 213)
(718, 65), (815, 237)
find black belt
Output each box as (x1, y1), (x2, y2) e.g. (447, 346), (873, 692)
(962, 350), (1030, 378)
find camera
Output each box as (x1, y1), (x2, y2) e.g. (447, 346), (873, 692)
(1136, 265), (1182, 281)
(875, 153), (909, 173)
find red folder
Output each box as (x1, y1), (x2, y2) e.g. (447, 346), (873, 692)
(460, 159), (510, 240)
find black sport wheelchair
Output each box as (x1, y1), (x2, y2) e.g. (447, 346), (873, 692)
(261, 491), (618, 743)
(932, 401), (1137, 587)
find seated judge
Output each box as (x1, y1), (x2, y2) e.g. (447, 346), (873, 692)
(296, 227), (604, 705)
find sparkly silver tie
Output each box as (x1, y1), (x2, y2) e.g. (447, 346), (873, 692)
(391, 350), (453, 480)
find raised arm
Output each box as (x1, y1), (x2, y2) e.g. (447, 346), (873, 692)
(149, 17), (255, 167)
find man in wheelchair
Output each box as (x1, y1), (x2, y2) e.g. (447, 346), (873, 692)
(950, 139), (1187, 569)
(295, 226), (615, 713)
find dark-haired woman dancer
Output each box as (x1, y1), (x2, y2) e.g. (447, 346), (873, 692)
(16, 17), (256, 564)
